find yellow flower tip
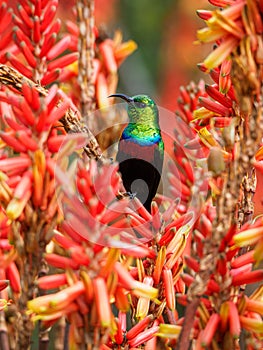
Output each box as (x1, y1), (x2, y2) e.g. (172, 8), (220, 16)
(113, 29), (123, 45)
(0, 299), (8, 311)
(197, 27), (225, 43)
(156, 324), (181, 339)
(6, 198), (27, 220)
(136, 296), (150, 320)
(193, 107), (215, 121)
(197, 126), (220, 148)
(234, 227), (263, 247)
(115, 40), (138, 64)
(203, 36), (239, 70)
(0, 171), (8, 181)
(67, 61), (78, 74)
(133, 280), (159, 300)
(240, 315), (263, 334)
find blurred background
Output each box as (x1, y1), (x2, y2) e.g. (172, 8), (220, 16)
(58, 0), (212, 111)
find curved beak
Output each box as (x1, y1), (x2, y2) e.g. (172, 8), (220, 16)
(108, 93), (133, 103)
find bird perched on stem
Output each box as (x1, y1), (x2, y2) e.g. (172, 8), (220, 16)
(109, 93), (164, 212)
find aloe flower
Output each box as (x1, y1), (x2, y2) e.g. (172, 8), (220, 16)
(62, 22), (137, 109)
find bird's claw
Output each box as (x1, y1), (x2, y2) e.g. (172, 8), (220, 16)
(126, 191), (137, 199)
(116, 191), (137, 200)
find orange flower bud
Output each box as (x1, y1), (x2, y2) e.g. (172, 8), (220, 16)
(96, 72), (109, 109)
(239, 315), (263, 333)
(6, 262), (21, 293)
(232, 269), (263, 286)
(219, 301), (229, 333)
(228, 301), (241, 338)
(37, 274), (67, 290)
(126, 314), (154, 340)
(201, 313), (220, 347)
(44, 253), (79, 270)
(93, 277), (112, 328)
(166, 234), (187, 269)
(153, 246), (166, 285)
(27, 281), (84, 314)
(163, 268), (176, 310)
(128, 325), (159, 348)
(115, 286), (129, 312)
(245, 297), (263, 315)
(114, 39), (137, 66)
(231, 250), (255, 268)
(185, 255), (200, 272)
(114, 261), (136, 290)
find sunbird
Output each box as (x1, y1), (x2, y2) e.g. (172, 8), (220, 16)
(109, 93), (164, 212)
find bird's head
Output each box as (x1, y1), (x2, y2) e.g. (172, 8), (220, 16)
(108, 93), (159, 124)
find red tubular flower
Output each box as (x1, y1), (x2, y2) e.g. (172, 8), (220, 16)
(228, 301), (241, 339)
(37, 274), (68, 290)
(0, 3), (15, 64)
(5, 262), (21, 293)
(63, 23), (137, 109)
(93, 277), (112, 328)
(27, 281), (85, 314)
(200, 313), (220, 347)
(126, 314), (154, 340)
(128, 324), (160, 348)
(163, 268), (176, 310)
(231, 269), (263, 286)
(9, 1), (78, 84)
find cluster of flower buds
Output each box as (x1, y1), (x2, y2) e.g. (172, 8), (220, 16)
(0, 83), (72, 221)
(196, 0), (263, 71)
(179, 202), (263, 347)
(3, 0), (78, 84)
(196, 60), (236, 123)
(169, 81), (209, 211)
(176, 60), (236, 148)
(64, 21), (137, 109)
(24, 148), (203, 347)
(0, 2), (17, 63)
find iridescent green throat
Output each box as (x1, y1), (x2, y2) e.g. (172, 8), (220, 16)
(123, 104), (163, 149)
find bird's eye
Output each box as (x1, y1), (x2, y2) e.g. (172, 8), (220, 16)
(135, 102), (147, 108)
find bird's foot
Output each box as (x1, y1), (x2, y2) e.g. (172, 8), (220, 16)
(116, 191), (137, 200)
(126, 191), (137, 199)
